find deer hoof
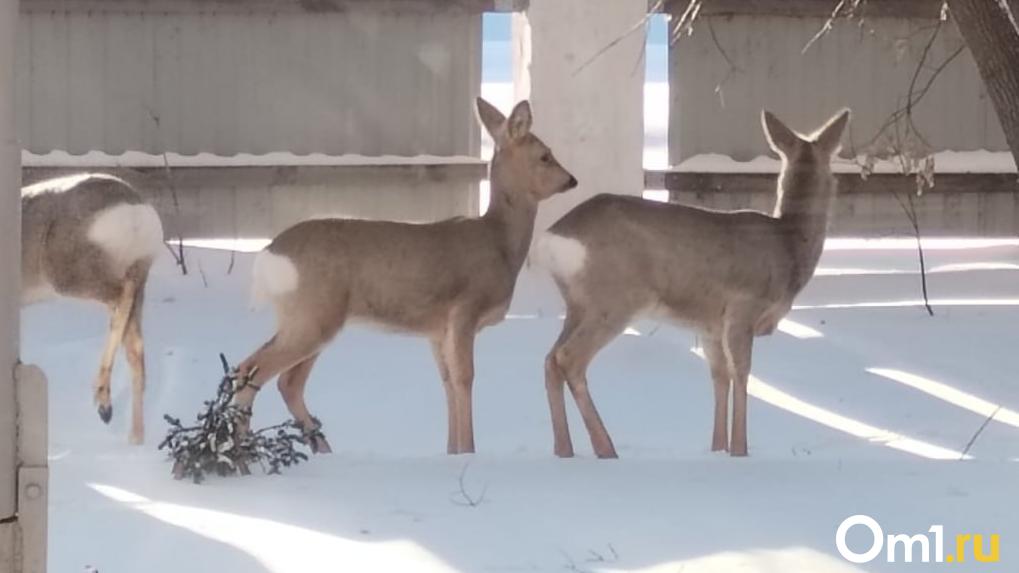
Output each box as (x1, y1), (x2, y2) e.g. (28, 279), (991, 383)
(97, 404), (113, 424)
(730, 448), (749, 457)
(554, 446), (575, 458)
(311, 435), (333, 455)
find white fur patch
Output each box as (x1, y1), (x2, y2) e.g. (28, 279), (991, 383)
(251, 250), (299, 307)
(22, 173), (120, 198)
(533, 232), (588, 280)
(87, 203), (165, 275)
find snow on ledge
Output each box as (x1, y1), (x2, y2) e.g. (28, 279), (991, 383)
(673, 150), (1017, 174)
(22, 150), (486, 169)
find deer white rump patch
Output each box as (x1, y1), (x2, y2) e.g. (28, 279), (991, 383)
(533, 232), (588, 280)
(251, 250), (299, 307)
(87, 203), (165, 276)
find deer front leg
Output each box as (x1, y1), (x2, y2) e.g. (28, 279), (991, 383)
(702, 337), (730, 452)
(443, 316), (478, 455)
(430, 336), (458, 454)
(723, 324), (754, 457)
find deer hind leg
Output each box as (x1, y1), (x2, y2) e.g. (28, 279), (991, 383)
(545, 309), (581, 458)
(723, 323), (754, 457)
(94, 276), (139, 426)
(122, 263), (151, 445)
(235, 305), (345, 433)
(430, 337), (458, 454)
(702, 336), (731, 452)
(553, 311), (628, 459)
(277, 352), (331, 453)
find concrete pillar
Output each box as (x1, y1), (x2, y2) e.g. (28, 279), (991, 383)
(513, 0), (646, 232)
(0, 1), (20, 568)
(510, 0), (646, 314)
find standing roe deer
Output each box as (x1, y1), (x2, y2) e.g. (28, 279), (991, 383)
(235, 97), (577, 454)
(22, 173), (164, 444)
(535, 109), (850, 458)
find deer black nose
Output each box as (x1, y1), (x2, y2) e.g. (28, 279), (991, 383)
(566, 175), (578, 189)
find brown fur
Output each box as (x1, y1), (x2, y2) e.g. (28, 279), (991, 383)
(541, 109), (850, 458)
(22, 174), (160, 444)
(236, 98), (577, 454)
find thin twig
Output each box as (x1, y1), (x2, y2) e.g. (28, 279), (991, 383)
(706, 18), (742, 108)
(197, 257), (209, 288)
(148, 108), (188, 275)
(960, 406), (1001, 460)
(802, 0), (854, 54)
(670, 0), (704, 44)
(161, 151), (189, 276)
(450, 462), (488, 507)
(890, 190), (934, 316)
(573, 1), (662, 77)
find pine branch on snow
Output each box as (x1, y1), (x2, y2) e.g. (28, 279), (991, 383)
(159, 354), (317, 483)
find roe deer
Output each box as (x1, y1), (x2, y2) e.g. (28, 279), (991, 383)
(22, 173), (164, 444)
(235, 97), (577, 454)
(535, 109), (850, 458)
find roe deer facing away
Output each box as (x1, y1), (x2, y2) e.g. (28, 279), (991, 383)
(535, 109), (850, 458)
(22, 173), (165, 444)
(236, 97), (577, 454)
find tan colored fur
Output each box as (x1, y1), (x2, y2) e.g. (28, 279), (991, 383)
(236, 98), (577, 454)
(22, 173), (163, 444)
(539, 109), (850, 458)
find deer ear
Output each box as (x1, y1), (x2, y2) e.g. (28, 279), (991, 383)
(762, 110), (800, 157)
(477, 97), (507, 141)
(506, 101), (533, 141)
(813, 108), (851, 156)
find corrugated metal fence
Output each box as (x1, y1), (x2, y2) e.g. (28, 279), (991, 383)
(17, 1), (481, 157)
(669, 12), (1007, 162)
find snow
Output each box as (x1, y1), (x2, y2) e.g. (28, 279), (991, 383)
(673, 150), (1018, 174)
(22, 150), (486, 169)
(23, 238), (1019, 573)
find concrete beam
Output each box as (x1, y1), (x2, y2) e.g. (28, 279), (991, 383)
(21, 0), (529, 14)
(658, 0), (942, 18)
(510, 0), (646, 314)
(513, 0), (646, 233)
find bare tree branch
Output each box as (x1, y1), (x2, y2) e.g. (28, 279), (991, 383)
(573, 1), (662, 77)
(960, 405), (1001, 459)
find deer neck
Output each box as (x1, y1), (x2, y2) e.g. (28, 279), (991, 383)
(773, 168), (836, 293)
(482, 162), (538, 273)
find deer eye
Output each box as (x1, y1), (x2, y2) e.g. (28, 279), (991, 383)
(540, 152), (552, 163)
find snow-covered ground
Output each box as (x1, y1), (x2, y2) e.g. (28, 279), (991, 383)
(23, 239), (1019, 573)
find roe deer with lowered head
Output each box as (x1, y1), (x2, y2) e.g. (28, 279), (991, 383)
(22, 173), (164, 444)
(235, 97), (577, 454)
(535, 108), (850, 458)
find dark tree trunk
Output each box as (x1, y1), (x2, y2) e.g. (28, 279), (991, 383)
(948, 0), (1019, 167)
